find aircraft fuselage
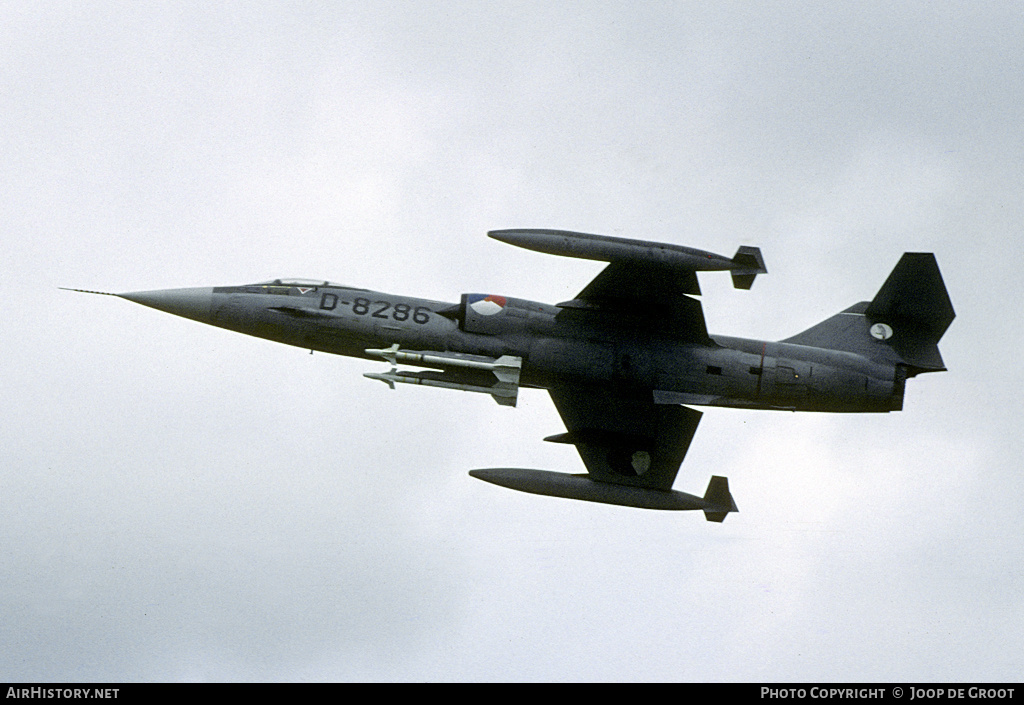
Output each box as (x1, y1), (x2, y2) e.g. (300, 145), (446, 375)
(132, 281), (902, 415)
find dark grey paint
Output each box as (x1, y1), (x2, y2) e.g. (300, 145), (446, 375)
(74, 230), (954, 520)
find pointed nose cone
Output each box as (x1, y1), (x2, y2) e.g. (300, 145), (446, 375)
(118, 287), (215, 324)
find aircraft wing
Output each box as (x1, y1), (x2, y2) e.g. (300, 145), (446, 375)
(546, 385), (703, 491)
(489, 228), (767, 344)
(561, 260), (712, 342)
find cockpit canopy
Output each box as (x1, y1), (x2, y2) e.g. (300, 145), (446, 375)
(222, 279), (368, 296)
(254, 278), (348, 287)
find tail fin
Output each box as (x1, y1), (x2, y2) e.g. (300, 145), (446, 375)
(783, 253), (954, 373)
(731, 246), (767, 290)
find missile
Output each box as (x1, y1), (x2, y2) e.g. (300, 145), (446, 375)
(364, 368), (518, 406)
(365, 344), (521, 385)
(488, 229), (766, 289)
(469, 468), (737, 520)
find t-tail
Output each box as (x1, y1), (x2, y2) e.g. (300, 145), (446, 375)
(783, 253), (955, 376)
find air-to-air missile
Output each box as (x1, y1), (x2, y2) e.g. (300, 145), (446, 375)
(363, 344), (522, 406)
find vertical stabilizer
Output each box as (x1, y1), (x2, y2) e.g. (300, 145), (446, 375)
(863, 253), (954, 371)
(783, 253), (954, 373)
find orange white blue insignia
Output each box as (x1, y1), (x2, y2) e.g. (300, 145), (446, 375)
(468, 294), (507, 316)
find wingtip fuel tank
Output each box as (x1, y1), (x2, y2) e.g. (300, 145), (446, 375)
(489, 228), (766, 289)
(469, 468), (738, 521)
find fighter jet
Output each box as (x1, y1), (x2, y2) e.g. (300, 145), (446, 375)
(66, 229), (954, 521)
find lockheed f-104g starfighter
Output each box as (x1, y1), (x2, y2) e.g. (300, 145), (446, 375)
(66, 229), (954, 521)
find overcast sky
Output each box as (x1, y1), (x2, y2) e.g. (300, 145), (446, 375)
(3, 2), (1022, 682)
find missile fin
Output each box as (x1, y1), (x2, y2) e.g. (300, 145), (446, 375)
(363, 368), (397, 389)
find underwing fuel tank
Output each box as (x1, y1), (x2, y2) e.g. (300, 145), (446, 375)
(469, 468), (738, 521)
